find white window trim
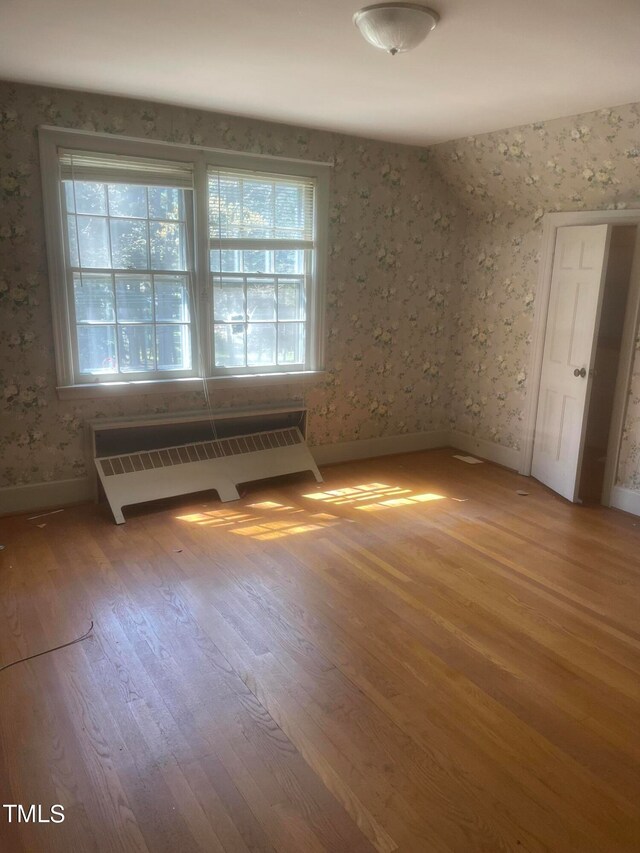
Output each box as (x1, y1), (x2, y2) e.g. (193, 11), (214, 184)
(39, 125), (330, 396)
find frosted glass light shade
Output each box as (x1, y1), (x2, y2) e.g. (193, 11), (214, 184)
(353, 3), (439, 55)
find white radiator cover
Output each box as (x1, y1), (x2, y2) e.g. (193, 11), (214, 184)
(95, 426), (322, 524)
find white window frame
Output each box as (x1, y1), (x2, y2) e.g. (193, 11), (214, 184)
(39, 126), (329, 398)
(208, 169), (316, 377)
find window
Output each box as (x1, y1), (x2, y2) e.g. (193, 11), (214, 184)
(60, 151), (194, 380)
(209, 170), (314, 372)
(40, 128), (328, 393)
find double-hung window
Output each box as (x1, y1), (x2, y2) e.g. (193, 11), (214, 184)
(39, 127), (328, 395)
(209, 170), (314, 373)
(60, 151), (195, 380)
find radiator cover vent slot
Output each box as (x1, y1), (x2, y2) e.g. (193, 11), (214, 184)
(99, 427), (302, 477)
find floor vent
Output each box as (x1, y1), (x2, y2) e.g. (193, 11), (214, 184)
(95, 425), (322, 524)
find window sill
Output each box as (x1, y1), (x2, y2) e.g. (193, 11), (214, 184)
(56, 371), (326, 400)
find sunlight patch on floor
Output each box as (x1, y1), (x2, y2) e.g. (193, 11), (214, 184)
(176, 500), (340, 540)
(302, 482), (446, 512)
(303, 482), (411, 505)
(356, 492), (445, 511)
(176, 484), (447, 538)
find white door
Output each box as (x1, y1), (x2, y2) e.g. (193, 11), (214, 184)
(532, 224), (611, 501)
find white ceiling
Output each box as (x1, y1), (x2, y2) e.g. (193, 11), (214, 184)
(2, 0), (640, 146)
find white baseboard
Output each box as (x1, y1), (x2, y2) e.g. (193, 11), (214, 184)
(610, 484), (640, 517)
(0, 477), (93, 516)
(448, 430), (520, 470)
(310, 429), (449, 466)
(0, 428), (535, 516)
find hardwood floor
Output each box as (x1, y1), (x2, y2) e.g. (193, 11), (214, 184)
(1, 448), (640, 852)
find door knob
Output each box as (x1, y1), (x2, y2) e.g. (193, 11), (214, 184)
(573, 367), (587, 378)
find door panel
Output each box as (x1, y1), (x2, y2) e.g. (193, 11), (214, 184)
(532, 225), (611, 501)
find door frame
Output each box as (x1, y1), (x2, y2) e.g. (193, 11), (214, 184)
(520, 209), (640, 507)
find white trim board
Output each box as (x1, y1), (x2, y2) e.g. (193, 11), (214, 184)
(447, 431), (521, 470)
(39, 125), (334, 169)
(0, 477), (93, 516)
(57, 371), (326, 400)
(3, 430), (638, 517)
(1, 429), (450, 514)
(610, 485), (640, 517)
(310, 429), (449, 466)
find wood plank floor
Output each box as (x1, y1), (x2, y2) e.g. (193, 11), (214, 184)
(1, 448), (640, 852)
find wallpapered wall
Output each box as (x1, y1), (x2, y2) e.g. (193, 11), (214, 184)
(1, 81), (640, 495)
(430, 103), (640, 491)
(0, 81), (460, 488)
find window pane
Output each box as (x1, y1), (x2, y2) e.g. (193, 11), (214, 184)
(214, 324), (245, 368)
(247, 323), (276, 366)
(243, 250), (272, 274)
(77, 216), (110, 268)
(70, 181), (107, 215)
(275, 184), (303, 236)
(278, 279), (306, 320)
(210, 176), (242, 238)
(148, 187), (183, 221)
(150, 221), (185, 270)
(275, 249), (304, 274)
(210, 249), (242, 273)
(247, 278), (276, 321)
(155, 275), (190, 322)
(115, 276), (152, 322)
(74, 274), (115, 323)
(77, 325), (117, 374)
(64, 183), (76, 213)
(110, 218), (148, 269)
(156, 325), (191, 370)
(214, 278), (245, 322)
(108, 184), (147, 218)
(66, 215), (79, 266)
(118, 324), (155, 372)
(278, 322), (305, 364)
(243, 180), (273, 237)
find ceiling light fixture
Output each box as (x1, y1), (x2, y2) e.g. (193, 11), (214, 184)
(353, 3), (439, 55)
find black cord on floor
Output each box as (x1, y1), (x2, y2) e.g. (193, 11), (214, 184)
(0, 621), (94, 673)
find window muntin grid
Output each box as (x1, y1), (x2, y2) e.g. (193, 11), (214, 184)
(211, 249), (308, 369)
(62, 181), (194, 377)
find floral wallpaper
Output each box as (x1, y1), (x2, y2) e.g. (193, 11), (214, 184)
(0, 81), (459, 488)
(2, 80), (640, 497)
(430, 103), (640, 491)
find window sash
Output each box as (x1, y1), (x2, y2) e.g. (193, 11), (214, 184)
(70, 272), (193, 378)
(211, 261), (311, 373)
(207, 167), (316, 245)
(207, 167), (316, 375)
(62, 180), (197, 382)
(67, 295), (196, 381)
